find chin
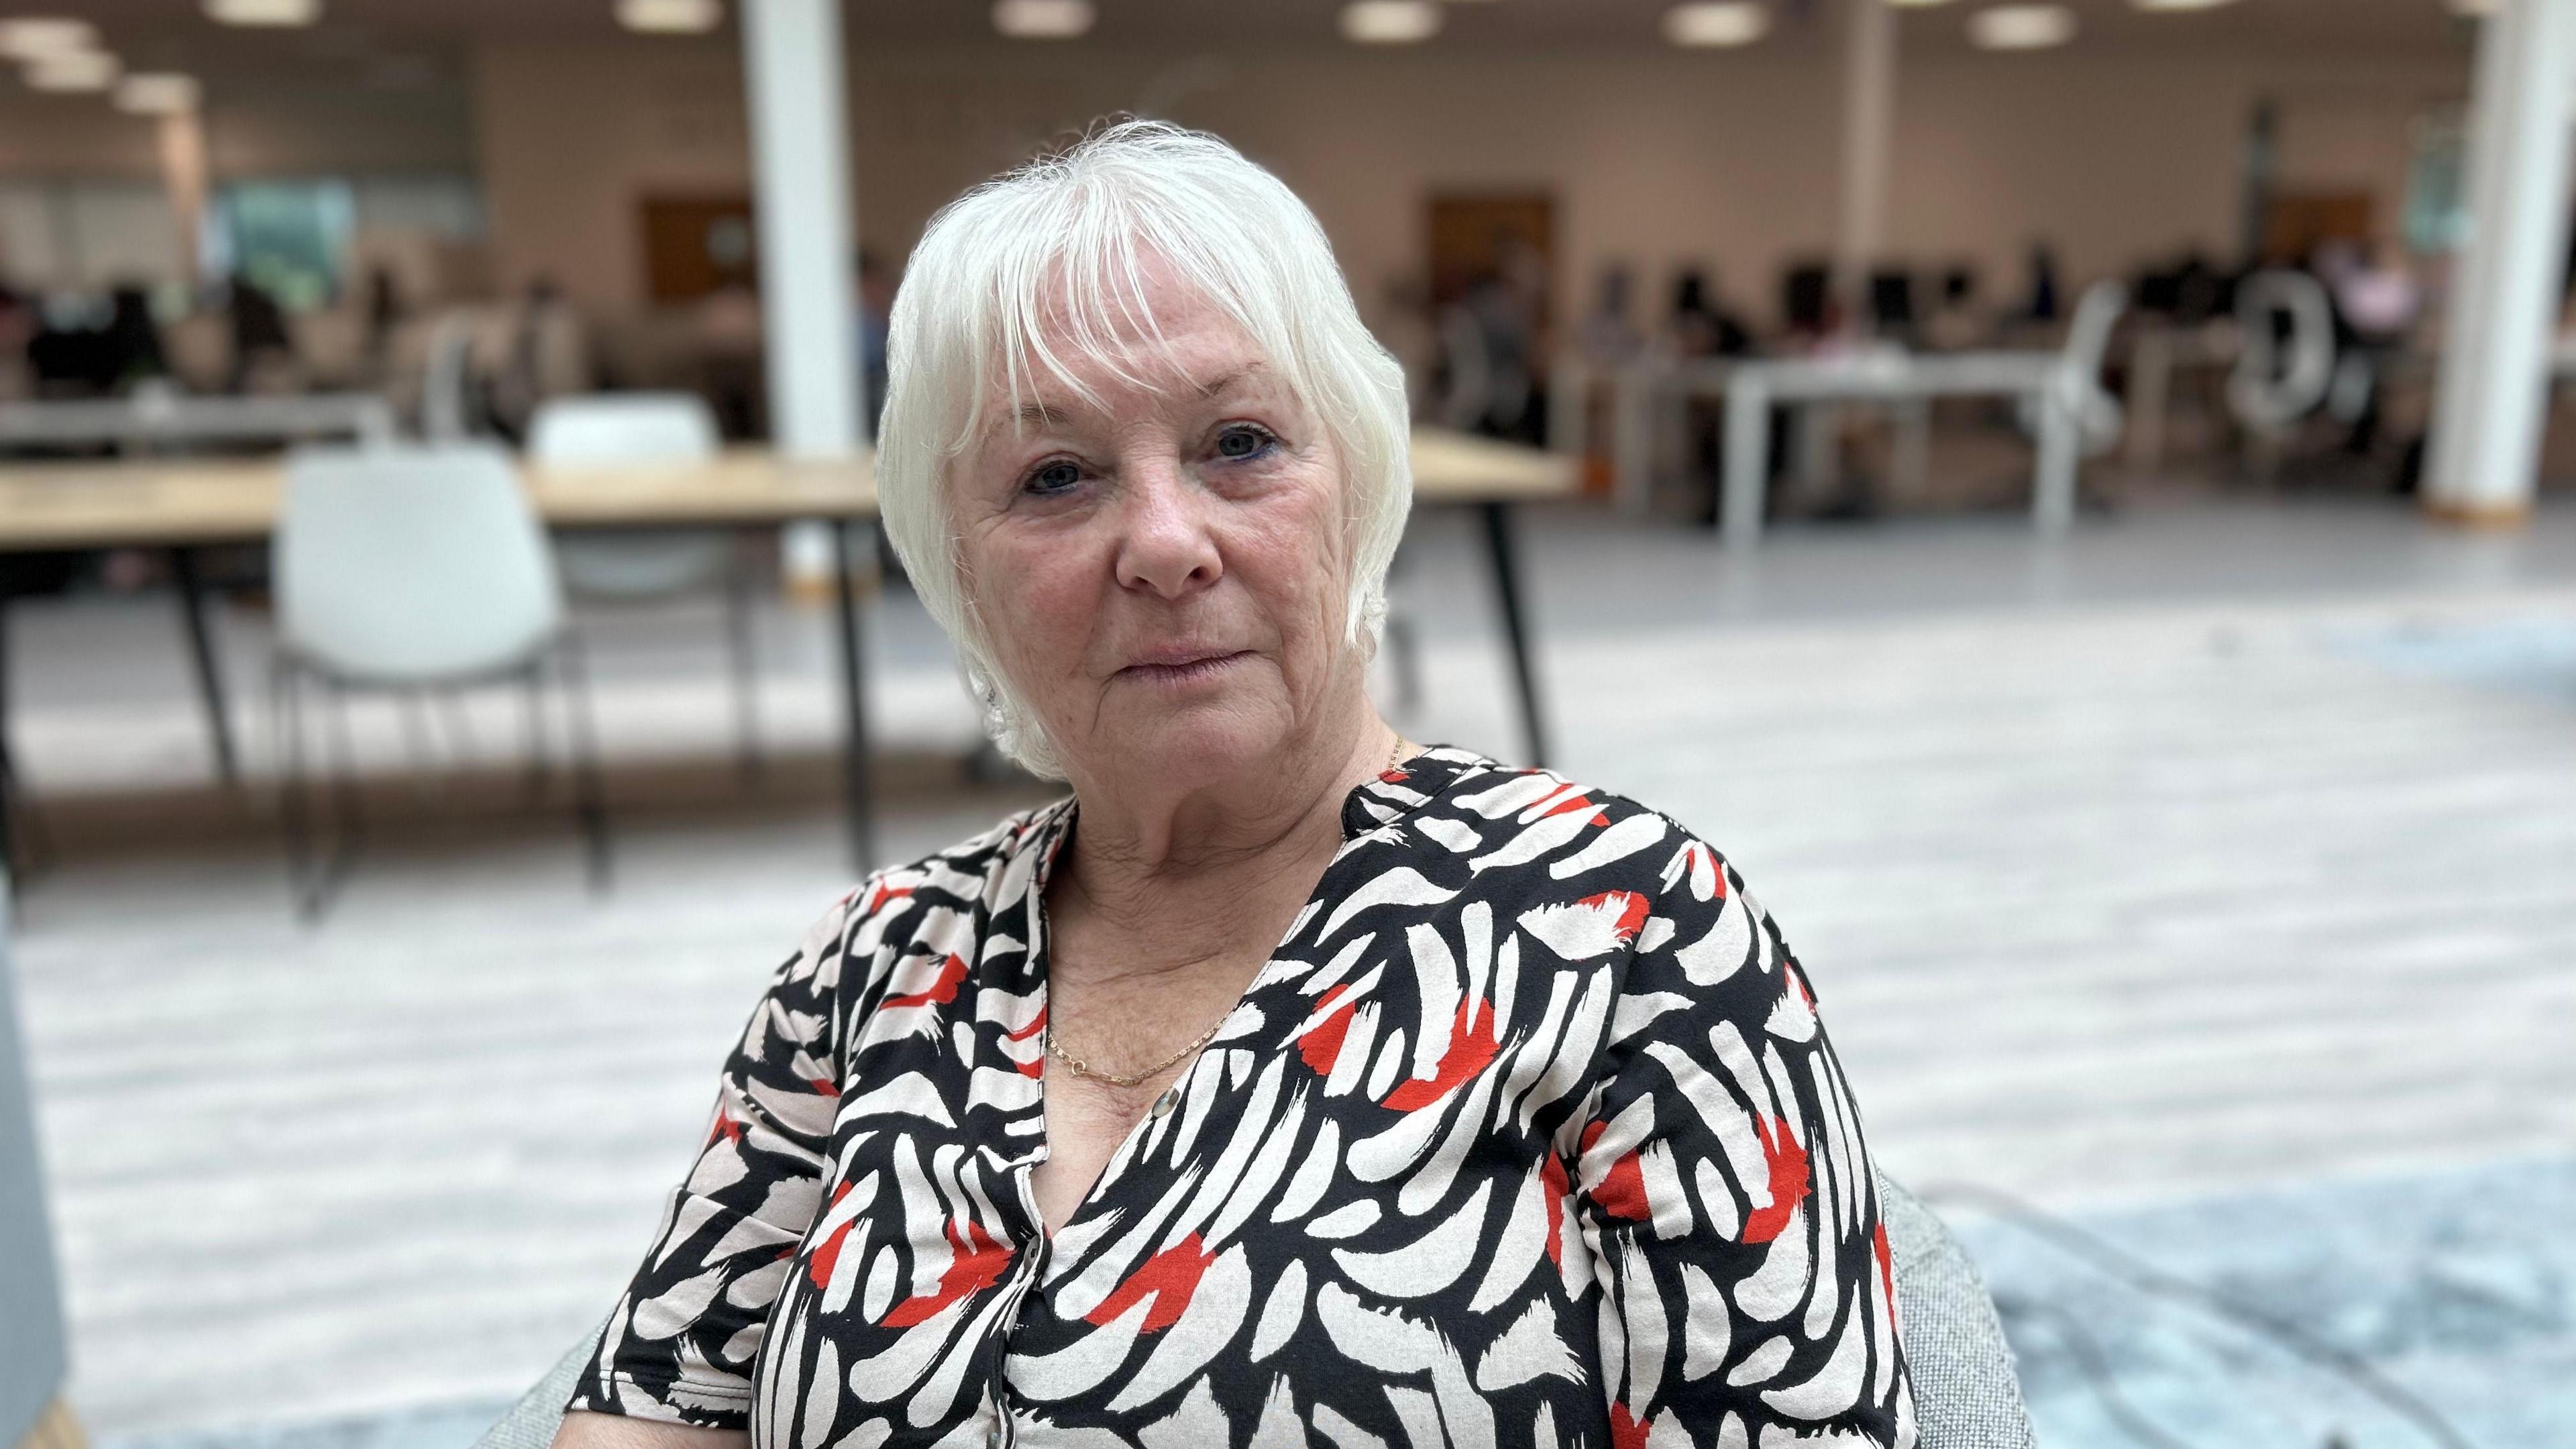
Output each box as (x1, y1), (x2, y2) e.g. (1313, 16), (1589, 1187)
(1109, 702), (1295, 784)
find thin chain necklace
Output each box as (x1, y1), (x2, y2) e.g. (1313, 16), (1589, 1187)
(1045, 734), (1413, 1091)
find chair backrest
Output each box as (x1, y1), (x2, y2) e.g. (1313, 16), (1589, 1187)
(1880, 1175), (2040, 1449)
(527, 392), (718, 466)
(474, 1173), (2035, 1449)
(2059, 280), (2128, 386)
(2229, 267), (2337, 431)
(275, 443), (564, 684)
(0, 876), (70, 1446)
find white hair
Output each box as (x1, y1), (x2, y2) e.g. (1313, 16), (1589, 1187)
(875, 119), (1414, 780)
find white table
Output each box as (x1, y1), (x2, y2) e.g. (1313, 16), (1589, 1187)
(0, 392), (396, 448)
(1721, 350), (2081, 547)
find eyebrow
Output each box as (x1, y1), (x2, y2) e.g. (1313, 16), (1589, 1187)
(1010, 401), (1074, 428)
(1195, 364), (1267, 399)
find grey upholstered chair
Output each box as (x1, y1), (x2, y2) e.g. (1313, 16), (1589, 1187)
(474, 1175), (2034, 1449)
(2, 875), (75, 1447)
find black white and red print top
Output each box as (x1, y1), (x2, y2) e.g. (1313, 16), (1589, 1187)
(570, 745), (1917, 1449)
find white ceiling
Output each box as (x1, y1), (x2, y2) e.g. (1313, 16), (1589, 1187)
(1, 0), (2484, 91)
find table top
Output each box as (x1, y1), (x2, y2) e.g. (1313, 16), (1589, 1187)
(0, 427), (1572, 552)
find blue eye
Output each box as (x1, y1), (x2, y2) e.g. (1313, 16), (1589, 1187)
(1024, 460), (1083, 495)
(1216, 425), (1275, 461)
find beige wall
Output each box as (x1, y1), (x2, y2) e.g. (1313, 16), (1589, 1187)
(0, 79), (474, 179)
(470, 36), (2471, 325)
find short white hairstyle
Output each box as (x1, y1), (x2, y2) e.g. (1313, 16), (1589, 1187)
(875, 119), (1414, 780)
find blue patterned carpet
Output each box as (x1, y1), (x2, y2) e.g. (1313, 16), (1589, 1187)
(1954, 1155), (2576, 1449)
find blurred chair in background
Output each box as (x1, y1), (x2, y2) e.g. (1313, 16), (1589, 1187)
(271, 445), (608, 919)
(529, 392), (763, 780)
(2227, 268), (2339, 484)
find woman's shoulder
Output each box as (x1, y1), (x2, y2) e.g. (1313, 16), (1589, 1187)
(1395, 753), (1794, 986)
(804, 796), (1075, 983)
(1405, 751), (1748, 894)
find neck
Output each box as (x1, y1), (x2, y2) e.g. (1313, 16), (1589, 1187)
(1057, 705), (1397, 930)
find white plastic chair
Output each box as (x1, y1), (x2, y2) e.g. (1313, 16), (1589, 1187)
(272, 443), (608, 918)
(2227, 268), (2337, 437)
(528, 393), (763, 778)
(2017, 279), (2128, 458)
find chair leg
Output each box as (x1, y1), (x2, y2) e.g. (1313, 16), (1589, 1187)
(555, 641), (612, 896)
(295, 679), (365, 920)
(276, 661), (325, 920)
(519, 667), (551, 804)
(723, 549), (763, 786)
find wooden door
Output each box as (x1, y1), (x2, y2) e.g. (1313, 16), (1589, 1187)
(639, 194), (757, 303)
(1427, 193), (1554, 321)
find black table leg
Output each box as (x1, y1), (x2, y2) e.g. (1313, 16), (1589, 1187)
(1479, 500), (1552, 769)
(829, 519), (876, 871)
(169, 547), (239, 786)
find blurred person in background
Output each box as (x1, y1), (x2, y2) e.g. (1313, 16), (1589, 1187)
(0, 265), (33, 401)
(554, 121), (1915, 1448)
(855, 248), (894, 431)
(1671, 267), (1754, 527)
(225, 272), (292, 391)
(2324, 237), (2425, 458)
(1576, 260), (1642, 366)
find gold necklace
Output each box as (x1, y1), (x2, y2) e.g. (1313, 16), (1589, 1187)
(1045, 734), (1413, 1091)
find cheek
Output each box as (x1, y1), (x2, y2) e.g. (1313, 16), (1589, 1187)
(1234, 482), (1354, 643)
(961, 524), (1102, 674)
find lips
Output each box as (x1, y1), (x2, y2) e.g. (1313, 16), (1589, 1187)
(1116, 648), (1252, 684)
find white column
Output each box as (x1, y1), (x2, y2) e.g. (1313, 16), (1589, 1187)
(2424, 0), (2576, 523)
(742, 0), (861, 582)
(1835, 0), (1896, 331)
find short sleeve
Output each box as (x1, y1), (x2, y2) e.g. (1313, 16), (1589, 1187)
(565, 891), (859, 1427)
(1568, 827), (1917, 1448)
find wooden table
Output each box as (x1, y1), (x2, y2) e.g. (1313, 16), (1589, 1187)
(1405, 427), (1579, 767)
(0, 447), (883, 863)
(0, 431), (1571, 870)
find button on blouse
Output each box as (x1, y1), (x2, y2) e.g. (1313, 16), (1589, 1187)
(567, 746), (1917, 1448)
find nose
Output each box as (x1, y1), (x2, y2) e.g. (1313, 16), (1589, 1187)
(1112, 454), (1223, 601)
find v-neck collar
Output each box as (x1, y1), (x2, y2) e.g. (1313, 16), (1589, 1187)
(983, 743), (1492, 1251)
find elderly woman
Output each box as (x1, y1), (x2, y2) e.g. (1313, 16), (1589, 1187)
(559, 122), (1915, 1449)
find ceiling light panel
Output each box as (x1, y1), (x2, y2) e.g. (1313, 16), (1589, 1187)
(1664, 3), (1769, 46)
(1968, 3), (2077, 48)
(203, 0), (322, 27)
(1341, 1), (1442, 44)
(616, 0), (723, 32)
(992, 0), (1095, 39)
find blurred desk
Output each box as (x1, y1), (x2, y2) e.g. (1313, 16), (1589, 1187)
(0, 392), (396, 449)
(0, 447), (883, 864)
(1406, 427), (1581, 765)
(0, 432), (1570, 866)
(1722, 351), (2076, 547)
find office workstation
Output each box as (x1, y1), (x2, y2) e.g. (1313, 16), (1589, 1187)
(3, 2), (2573, 1447)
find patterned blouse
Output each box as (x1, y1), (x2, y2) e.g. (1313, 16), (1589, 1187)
(570, 746), (1917, 1448)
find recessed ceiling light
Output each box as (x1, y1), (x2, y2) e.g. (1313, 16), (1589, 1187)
(1664, 3), (1768, 46)
(23, 49), (120, 92)
(2445, 0), (2500, 13)
(616, 0), (722, 33)
(204, 0), (321, 27)
(991, 0), (1094, 39)
(2132, 0), (2239, 9)
(1341, 0), (1442, 44)
(1968, 3), (2077, 48)
(0, 17), (96, 58)
(115, 72), (200, 113)
(1887, 0), (1960, 7)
